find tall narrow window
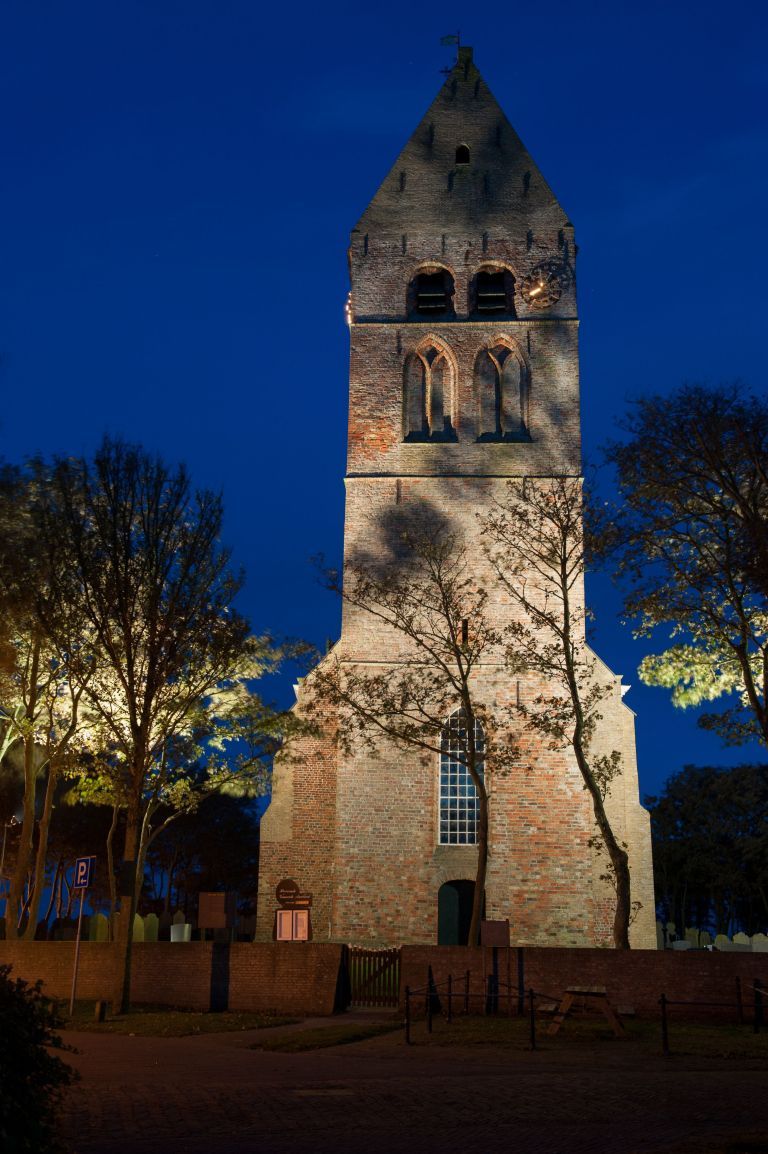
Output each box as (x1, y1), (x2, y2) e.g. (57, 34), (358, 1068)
(403, 345), (457, 441)
(404, 353), (427, 439)
(409, 268), (455, 317)
(439, 710), (485, 845)
(475, 344), (529, 441)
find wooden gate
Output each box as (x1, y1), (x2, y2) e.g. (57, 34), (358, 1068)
(348, 946), (401, 1008)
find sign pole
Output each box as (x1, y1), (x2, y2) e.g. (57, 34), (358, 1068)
(69, 888), (85, 1016)
(68, 855), (95, 1017)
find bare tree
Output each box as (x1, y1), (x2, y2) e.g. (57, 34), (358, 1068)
(310, 504), (517, 946)
(482, 477), (633, 949)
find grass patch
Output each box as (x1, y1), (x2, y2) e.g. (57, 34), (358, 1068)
(63, 1003), (299, 1036)
(250, 1020), (403, 1053)
(650, 1019), (768, 1060)
(405, 1012), (768, 1059)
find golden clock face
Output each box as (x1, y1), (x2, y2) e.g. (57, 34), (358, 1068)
(521, 259), (570, 309)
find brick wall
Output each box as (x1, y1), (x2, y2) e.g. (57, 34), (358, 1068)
(0, 941), (120, 1002)
(0, 942), (344, 1015)
(2, 941), (762, 1019)
(228, 944), (344, 1015)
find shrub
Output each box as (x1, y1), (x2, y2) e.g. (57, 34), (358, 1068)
(0, 964), (77, 1153)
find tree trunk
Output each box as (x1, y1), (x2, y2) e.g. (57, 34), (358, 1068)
(464, 699), (488, 947)
(117, 795), (142, 1014)
(586, 776), (631, 948)
(105, 803), (120, 934)
(570, 730), (631, 948)
(22, 763), (58, 940)
(469, 784), (489, 946)
(6, 639), (43, 939)
(43, 858), (62, 929)
(6, 742), (39, 939)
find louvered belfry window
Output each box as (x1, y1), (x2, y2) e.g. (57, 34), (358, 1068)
(475, 270), (507, 313)
(415, 272), (449, 314)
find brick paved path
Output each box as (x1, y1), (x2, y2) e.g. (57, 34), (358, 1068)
(59, 1017), (768, 1154)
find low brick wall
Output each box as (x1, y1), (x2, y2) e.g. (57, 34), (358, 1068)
(3, 941), (764, 1019)
(228, 943), (344, 1015)
(0, 941), (345, 1015)
(401, 946), (768, 1018)
(0, 941), (121, 1002)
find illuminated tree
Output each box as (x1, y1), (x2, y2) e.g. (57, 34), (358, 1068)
(606, 384), (768, 748)
(0, 466), (92, 940)
(32, 439), (267, 1009)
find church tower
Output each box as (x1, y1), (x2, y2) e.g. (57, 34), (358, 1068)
(257, 48), (656, 949)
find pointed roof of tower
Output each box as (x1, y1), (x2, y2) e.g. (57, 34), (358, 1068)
(354, 47), (569, 236)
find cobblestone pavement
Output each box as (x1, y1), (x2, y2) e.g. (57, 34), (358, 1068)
(59, 1016), (768, 1154)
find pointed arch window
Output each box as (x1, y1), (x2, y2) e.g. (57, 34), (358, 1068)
(439, 709), (485, 845)
(475, 344), (529, 442)
(403, 345), (457, 442)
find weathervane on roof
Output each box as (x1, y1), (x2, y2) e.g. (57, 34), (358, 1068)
(439, 32), (460, 73)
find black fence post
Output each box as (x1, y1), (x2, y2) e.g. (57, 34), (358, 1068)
(485, 946), (499, 1015)
(528, 987), (536, 1051)
(754, 979), (764, 1035)
(405, 985), (411, 1045)
(427, 964), (441, 1024)
(517, 947), (525, 1017)
(447, 973), (453, 1024)
(660, 993), (670, 1057)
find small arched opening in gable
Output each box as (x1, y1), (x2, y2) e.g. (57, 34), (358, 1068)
(407, 266), (455, 318)
(455, 143), (471, 166)
(470, 265), (516, 317)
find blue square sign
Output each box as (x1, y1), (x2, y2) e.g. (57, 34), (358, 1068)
(74, 856), (95, 890)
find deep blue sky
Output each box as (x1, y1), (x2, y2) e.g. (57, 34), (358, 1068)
(2, 1), (767, 799)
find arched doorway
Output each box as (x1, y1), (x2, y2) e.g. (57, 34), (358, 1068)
(438, 880), (482, 945)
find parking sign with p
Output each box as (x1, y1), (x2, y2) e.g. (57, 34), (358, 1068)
(74, 856), (95, 890)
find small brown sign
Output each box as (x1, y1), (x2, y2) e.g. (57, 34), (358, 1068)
(275, 878), (313, 910)
(198, 891), (236, 930)
(275, 878), (300, 906)
(480, 919), (510, 947)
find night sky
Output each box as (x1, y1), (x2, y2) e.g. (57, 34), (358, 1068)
(2, 1), (767, 800)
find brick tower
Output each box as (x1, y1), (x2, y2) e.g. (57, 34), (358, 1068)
(257, 48), (656, 949)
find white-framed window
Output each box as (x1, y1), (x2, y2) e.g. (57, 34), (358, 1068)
(439, 709), (485, 845)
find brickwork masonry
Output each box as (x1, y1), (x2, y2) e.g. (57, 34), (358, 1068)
(0, 941), (762, 1020)
(0, 941), (345, 1015)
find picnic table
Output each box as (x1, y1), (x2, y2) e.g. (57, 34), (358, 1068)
(546, 985), (625, 1037)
